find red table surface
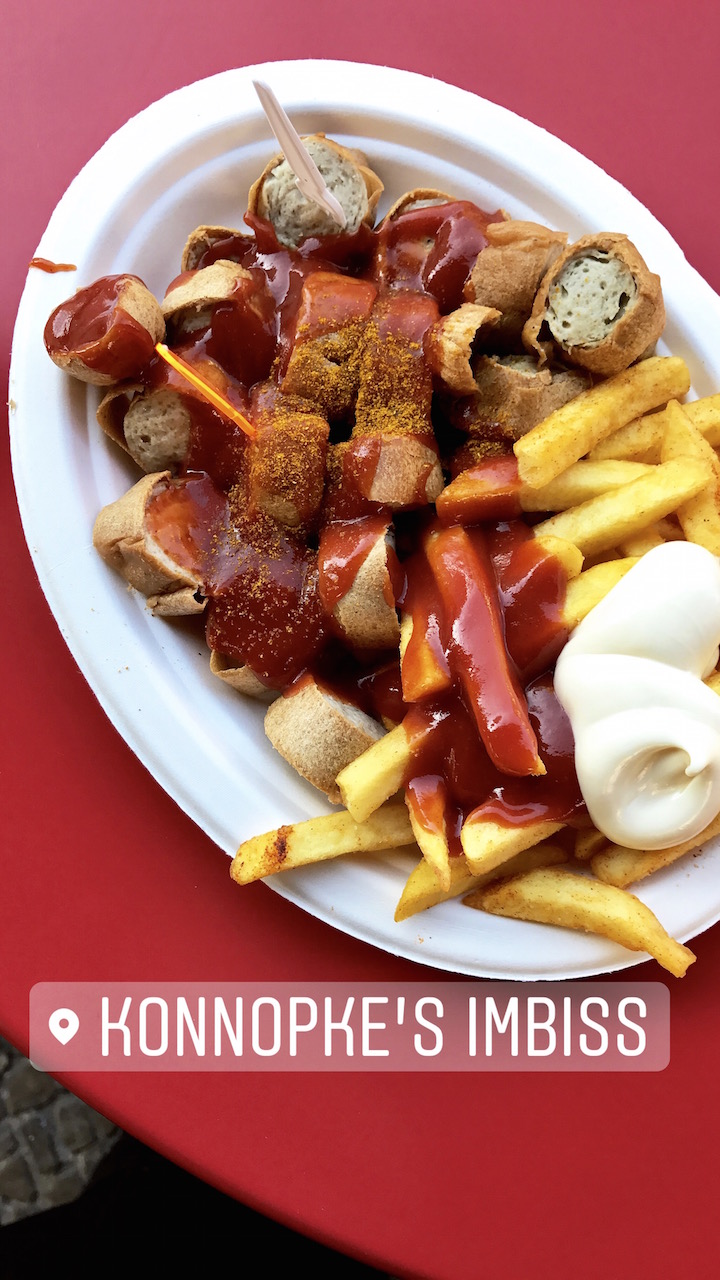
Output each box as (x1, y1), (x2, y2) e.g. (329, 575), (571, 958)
(4, 3), (720, 1276)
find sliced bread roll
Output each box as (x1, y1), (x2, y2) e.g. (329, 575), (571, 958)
(92, 472), (206, 616)
(318, 518), (401, 650)
(248, 133), (383, 249)
(264, 675), (385, 802)
(161, 260), (255, 331)
(523, 233), (665, 375)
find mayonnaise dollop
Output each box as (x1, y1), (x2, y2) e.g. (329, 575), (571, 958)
(554, 541), (720, 849)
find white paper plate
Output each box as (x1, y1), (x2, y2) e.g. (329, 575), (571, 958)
(11, 60), (720, 979)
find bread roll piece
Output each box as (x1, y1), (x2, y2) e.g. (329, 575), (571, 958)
(464, 220), (567, 341)
(264, 676), (386, 802)
(209, 651), (277, 702)
(249, 404), (330, 530)
(523, 233), (665, 375)
(344, 434), (444, 508)
(425, 303), (501, 393)
(92, 472), (206, 616)
(248, 133), (383, 249)
(44, 275), (165, 386)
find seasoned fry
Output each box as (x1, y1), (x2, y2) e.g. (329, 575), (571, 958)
(533, 457), (712, 557)
(395, 842), (568, 921)
(589, 394), (720, 462)
(574, 827), (609, 862)
(513, 356), (690, 488)
(336, 723), (412, 823)
(532, 534), (584, 578)
(469, 866), (696, 977)
(521, 460), (654, 512)
(230, 802), (416, 884)
(404, 777), (452, 889)
(685, 392), (720, 447)
(460, 816), (564, 876)
(590, 809), (720, 888)
(561, 558), (639, 629)
(660, 400), (720, 554)
(588, 410), (666, 463)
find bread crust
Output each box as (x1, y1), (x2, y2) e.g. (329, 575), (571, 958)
(96, 382), (143, 451)
(180, 225), (253, 272)
(161, 260), (255, 323)
(522, 233), (665, 375)
(448, 356), (590, 456)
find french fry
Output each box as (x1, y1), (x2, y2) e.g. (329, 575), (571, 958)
(561, 558), (639, 629)
(590, 809), (720, 889)
(336, 723), (412, 823)
(230, 801), (416, 885)
(589, 394), (720, 462)
(521, 460), (654, 512)
(469, 866), (696, 977)
(532, 457), (712, 557)
(532, 534), (584, 578)
(425, 526), (544, 777)
(399, 611), (451, 703)
(588, 410), (665, 463)
(405, 778), (452, 891)
(513, 356), (691, 487)
(617, 527), (666, 556)
(460, 815), (564, 876)
(574, 827), (609, 862)
(660, 400), (720, 554)
(394, 842), (568, 921)
(685, 392), (720, 448)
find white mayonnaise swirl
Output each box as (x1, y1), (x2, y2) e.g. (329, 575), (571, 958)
(554, 541), (720, 849)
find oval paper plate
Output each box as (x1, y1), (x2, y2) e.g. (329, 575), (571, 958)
(10, 60), (720, 979)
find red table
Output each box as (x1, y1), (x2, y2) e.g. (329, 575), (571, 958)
(4, 4), (720, 1276)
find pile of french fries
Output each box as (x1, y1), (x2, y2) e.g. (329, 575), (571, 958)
(231, 353), (720, 977)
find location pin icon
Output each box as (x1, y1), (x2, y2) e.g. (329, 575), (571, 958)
(48, 1008), (80, 1045)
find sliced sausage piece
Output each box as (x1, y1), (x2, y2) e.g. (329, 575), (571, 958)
(264, 675), (385, 802)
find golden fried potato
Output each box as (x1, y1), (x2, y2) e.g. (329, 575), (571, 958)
(231, 802), (415, 884)
(513, 356), (690, 488)
(468, 866), (696, 977)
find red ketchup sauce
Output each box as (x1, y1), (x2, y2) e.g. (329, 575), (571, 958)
(66, 193), (583, 832)
(144, 474), (230, 585)
(204, 513), (328, 689)
(373, 200), (502, 312)
(44, 274), (156, 380)
(29, 257), (76, 273)
(317, 513), (395, 614)
(400, 519), (585, 842)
